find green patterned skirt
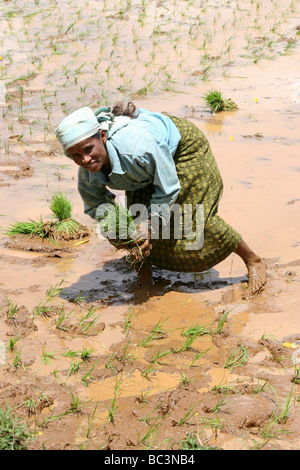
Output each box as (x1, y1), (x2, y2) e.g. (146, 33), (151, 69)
(126, 116), (242, 272)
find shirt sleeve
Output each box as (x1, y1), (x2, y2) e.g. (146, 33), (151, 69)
(77, 168), (116, 220)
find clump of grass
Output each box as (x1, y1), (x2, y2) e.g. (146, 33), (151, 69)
(202, 89), (238, 113)
(0, 405), (34, 450)
(4, 193), (89, 242)
(179, 432), (222, 450)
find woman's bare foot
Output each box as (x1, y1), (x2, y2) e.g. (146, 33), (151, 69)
(246, 258), (267, 295)
(234, 239), (267, 296)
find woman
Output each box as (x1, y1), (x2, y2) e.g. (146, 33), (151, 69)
(55, 102), (266, 295)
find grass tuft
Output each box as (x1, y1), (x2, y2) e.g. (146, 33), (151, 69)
(0, 405), (34, 450)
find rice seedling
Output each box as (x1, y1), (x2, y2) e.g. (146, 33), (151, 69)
(179, 432), (222, 450)
(181, 323), (210, 338)
(8, 337), (20, 351)
(117, 340), (137, 364)
(259, 383), (294, 443)
(67, 361), (81, 378)
(85, 402), (99, 440)
(46, 280), (65, 299)
(47, 192), (89, 240)
(106, 373), (124, 424)
(69, 290), (87, 305)
(150, 347), (172, 365)
(175, 335), (197, 353)
(77, 307), (100, 335)
(137, 418), (162, 448)
(141, 364), (157, 380)
(41, 345), (57, 365)
(105, 352), (118, 374)
(62, 349), (81, 358)
(123, 306), (134, 336)
(136, 388), (152, 405)
(215, 309), (230, 334)
(0, 404), (34, 450)
(138, 318), (169, 347)
(33, 281), (64, 318)
(80, 347), (94, 362)
(68, 391), (83, 415)
(202, 89), (238, 113)
(178, 372), (194, 388)
(215, 306), (238, 334)
(277, 383), (295, 425)
(224, 344), (248, 370)
(209, 395), (228, 414)
(253, 379), (269, 394)
(189, 347), (212, 368)
(5, 297), (19, 320)
(55, 305), (72, 331)
(23, 399), (37, 417)
(33, 299), (52, 318)
(81, 358), (101, 387)
(174, 405), (196, 426)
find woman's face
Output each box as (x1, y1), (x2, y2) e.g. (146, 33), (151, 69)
(67, 130), (110, 173)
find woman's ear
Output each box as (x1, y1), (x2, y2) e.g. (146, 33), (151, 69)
(100, 129), (107, 143)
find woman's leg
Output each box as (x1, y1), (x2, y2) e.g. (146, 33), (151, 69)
(137, 242), (267, 296)
(234, 239), (267, 295)
(138, 264), (153, 288)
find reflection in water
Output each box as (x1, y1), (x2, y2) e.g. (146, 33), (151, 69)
(60, 256), (247, 306)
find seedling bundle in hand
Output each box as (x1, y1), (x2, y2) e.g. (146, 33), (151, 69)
(5, 192), (89, 242)
(98, 200), (150, 271)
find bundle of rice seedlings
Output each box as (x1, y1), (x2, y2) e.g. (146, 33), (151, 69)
(202, 89), (238, 113)
(99, 200), (139, 245)
(5, 193), (89, 242)
(6, 218), (45, 238)
(47, 192), (89, 241)
(99, 200), (150, 271)
(50, 192), (73, 221)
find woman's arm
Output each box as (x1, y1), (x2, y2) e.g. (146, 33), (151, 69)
(77, 167), (116, 219)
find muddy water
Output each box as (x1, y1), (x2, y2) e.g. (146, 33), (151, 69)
(0, 0), (300, 451)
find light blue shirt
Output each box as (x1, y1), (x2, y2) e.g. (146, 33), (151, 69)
(77, 108), (181, 219)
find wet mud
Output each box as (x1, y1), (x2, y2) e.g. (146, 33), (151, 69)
(0, 0), (300, 451)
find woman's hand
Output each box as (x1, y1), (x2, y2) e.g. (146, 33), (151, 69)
(134, 229), (152, 257)
(108, 220), (152, 257)
(129, 228), (152, 267)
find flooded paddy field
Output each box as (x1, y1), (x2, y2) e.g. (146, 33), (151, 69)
(0, 0), (300, 450)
